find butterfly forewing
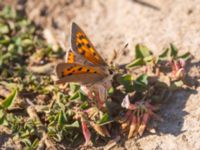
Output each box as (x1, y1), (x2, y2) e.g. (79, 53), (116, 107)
(65, 49), (93, 66)
(70, 22), (107, 66)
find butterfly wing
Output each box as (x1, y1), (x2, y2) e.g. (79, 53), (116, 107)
(65, 49), (75, 63)
(56, 63), (108, 85)
(70, 22), (107, 66)
(65, 49), (93, 66)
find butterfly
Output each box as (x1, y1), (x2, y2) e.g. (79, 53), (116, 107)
(56, 22), (113, 86)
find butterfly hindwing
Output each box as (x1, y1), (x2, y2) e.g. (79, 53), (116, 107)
(56, 63), (107, 84)
(65, 49), (75, 63)
(70, 22), (107, 66)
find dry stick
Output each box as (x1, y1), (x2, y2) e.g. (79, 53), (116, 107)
(90, 122), (108, 137)
(26, 106), (57, 150)
(128, 114), (137, 139)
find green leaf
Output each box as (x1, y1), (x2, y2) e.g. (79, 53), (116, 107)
(159, 48), (169, 60)
(79, 92), (87, 101)
(135, 44), (151, 59)
(69, 83), (80, 93)
(108, 87), (114, 96)
(127, 44), (154, 68)
(134, 74), (148, 91)
(178, 52), (191, 61)
(118, 74), (134, 92)
(80, 101), (89, 109)
(0, 110), (5, 125)
(119, 74), (133, 84)
(58, 110), (66, 127)
(69, 91), (79, 100)
(1, 6), (16, 19)
(22, 39), (33, 47)
(143, 55), (154, 63)
(126, 58), (144, 68)
(97, 113), (109, 124)
(170, 43), (178, 58)
(63, 121), (79, 129)
(22, 138), (32, 147)
(0, 89), (18, 109)
(0, 35), (10, 44)
(70, 90), (87, 101)
(20, 130), (30, 138)
(0, 24), (9, 34)
(32, 138), (39, 149)
(8, 44), (15, 52)
(0, 116), (4, 125)
(135, 74), (148, 85)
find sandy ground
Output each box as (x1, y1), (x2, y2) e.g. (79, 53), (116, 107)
(7, 0), (200, 149)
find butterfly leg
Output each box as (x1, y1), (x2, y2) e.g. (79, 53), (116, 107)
(96, 85), (108, 107)
(96, 79), (112, 106)
(94, 90), (105, 109)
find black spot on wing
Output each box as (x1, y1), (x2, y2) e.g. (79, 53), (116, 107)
(93, 52), (97, 56)
(78, 67), (82, 71)
(67, 67), (72, 71)
(86, 43), (91, 48)
(80, 50), (86, 55)
(77, 43), (82, 48)
(79, 35), (84, 40)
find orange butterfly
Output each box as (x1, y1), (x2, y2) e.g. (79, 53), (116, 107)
(56, 22), (113, 86)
